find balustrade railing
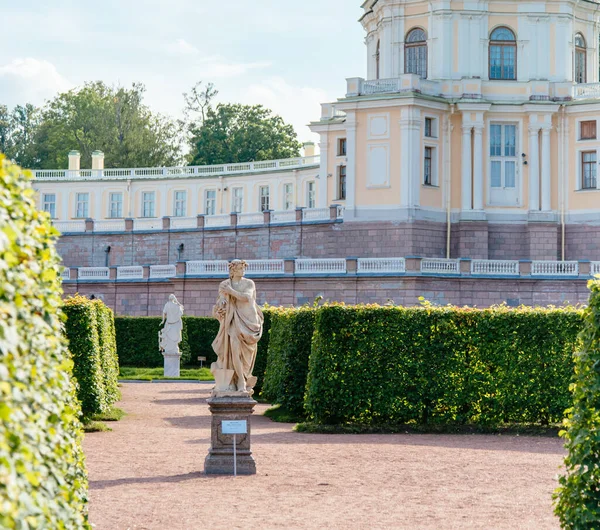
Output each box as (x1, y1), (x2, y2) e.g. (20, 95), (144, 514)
(204, 215), (231, 228)
(133, 218), (163, 231)
(245, 260), (285, 275)
(362, 78), (403, 95)
(117, 266), (144, 280)
(78, 267), (110, 280)
(471, 260), (520, 276)
(53, 220), (86, 233)
(186, 261), (229, 276)
(357, 258), (406, 274)
(170, 217), (197, 229)
(531, 261), (579, 276)
(573, 83), (600, 100)
(149, 265), (176, 279)
(302, 208), (330, 222)
(421, 258), (460, 274)
(271, 210), (296, 224)
(295, 258), (346, 274)
(60, 268), (71, 280)
(94, 220), (126, 232)
(237, 213), (264, 226)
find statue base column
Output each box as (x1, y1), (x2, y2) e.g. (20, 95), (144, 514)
(204, 393), (257, 475)
(163, 353), (181, 378)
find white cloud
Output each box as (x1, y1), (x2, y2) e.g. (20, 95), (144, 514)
(170, 38), (200, 55)
(0, 58), (72, 106)
(241, 77), (329, 142)
(197, 58), (271, 79)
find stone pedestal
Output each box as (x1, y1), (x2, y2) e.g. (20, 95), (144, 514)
(204, 393), (256, 475)
(163, 353), (181, 378)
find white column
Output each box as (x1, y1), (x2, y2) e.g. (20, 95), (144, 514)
(94, 190), (102, 219)
(472, 123), (484, 210)
(345, 118), (357, 216)
(528, 126), (540, 211)
(381, 19), (393, 79)
(318, 135), (329, 208)
(400, 107), (421, 208)
(461, 122), (473, 211)
(61, 192), (69, 220)
(541, 126), (552, 211)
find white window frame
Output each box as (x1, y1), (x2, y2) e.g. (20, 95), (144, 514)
(423, 144), (438, 186)
(42, 193), (56, 218)
(306, 181), (316, 208)
(336, 137), (347, 157)
(487, 119), (522, 207)
(109, 192), (123, 218)
(424, 116), (438, 139)
(173, 190), (187, 217)
(142, 191), (156, 218)
(231, 187), (243, 213)
(75, 192), (89, 219)
(205, 189), (216, 216)
(259, 185), (270, 212)
(577, 148), (600, 191)
(283, 183), (294, 210)
(337, 165), (347, 199)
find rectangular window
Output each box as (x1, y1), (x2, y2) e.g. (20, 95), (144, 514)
(307, 181), (316, 209)
(75, 193), (89, 218)
(142, 191), (155, 218)
(283, 183), (294, 210)
(580, 120), (597, 140)
(338, 138), (347, 156)
(582, 151), (597, 189)
(43, 193), (56, 218)
(109, 192), (123, 218)
(232, 187), (243, 213)
(338, 165), (347, 200)
(174, 190), (186, 217)
(425, 118), (434, 138)
(205, 190), (216, 216)
(489, 123), (520, 206)
(259, 186), (270, 212)
(424, 146), (433, 185)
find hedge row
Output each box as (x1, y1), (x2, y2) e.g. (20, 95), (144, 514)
(262, 307), (315, 413)
(0, 156), (89, 528)
(63, 296), (120, 417)
(305, 304), (583, 426)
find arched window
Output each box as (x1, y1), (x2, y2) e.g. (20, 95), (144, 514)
(489, 27), (517, 80)
(405, 28), (427, 79)
(575, 33), (586, 84)
(375, 40), (380, 80)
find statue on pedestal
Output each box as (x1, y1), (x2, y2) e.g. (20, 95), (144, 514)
(211, 260), (264, 394)
(159, 294), (184, 377)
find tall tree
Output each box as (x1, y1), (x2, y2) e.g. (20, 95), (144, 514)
(189, 103), (302, 165)
(32, 81), (181, 169)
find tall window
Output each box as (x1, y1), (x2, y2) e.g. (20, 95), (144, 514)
(205, 190), (216, 216)
(338, 165), (347, 200)
(307, 181), (316, 209)
(142, 192), (155, 218)
(375, 40), (380, 80)
(174, 190), (186, 217)
(75, 193), (89, 218)
(42, 193), (56, 218)
(283, 183), (294, 210)
(490, 124), (517, 188)
(232, 187), (243, 213)
(582, 151), (597, 189)
(489, 27), (516, 80)
(109, 192), (123, 218)
(405, 28), (427, 79)
(259, 186), (270, 212)
(338, 138), (347, 156)
(424, 147), (433, 186)
(575, 33), (586, 84)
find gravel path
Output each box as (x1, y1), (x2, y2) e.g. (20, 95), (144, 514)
(83, 383), (565, 529)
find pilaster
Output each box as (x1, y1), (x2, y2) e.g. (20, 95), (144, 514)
(345, 113), (358, 217)
(318, 135), (329, 208)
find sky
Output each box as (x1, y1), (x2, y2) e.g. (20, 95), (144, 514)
(0, 1), (366, 145)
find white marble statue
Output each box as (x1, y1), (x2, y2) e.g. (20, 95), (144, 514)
(211, 260), (264, 393)
(159, 294), (184, 356)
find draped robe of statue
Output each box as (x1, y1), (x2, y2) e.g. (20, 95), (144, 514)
(212, 276), (264, 392)
(159, 295), (184, 355)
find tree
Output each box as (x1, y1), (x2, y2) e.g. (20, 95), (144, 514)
(182, 81), (218, 127)
(0, 103), (41, 169)
(554, 278), (600, 527)
(31, 81), (182, 169)
(189, 103), (302, 166)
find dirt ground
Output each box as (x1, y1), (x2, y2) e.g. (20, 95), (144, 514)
(83, 383), (565, 530)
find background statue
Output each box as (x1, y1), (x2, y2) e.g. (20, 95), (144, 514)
(159, 294), (184, 356)
(212, 260), (264, 393)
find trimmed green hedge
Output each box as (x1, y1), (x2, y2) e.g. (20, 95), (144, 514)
(63, 296), (120, 416)
(555, 279), (600, 526)
(305, 304), (583, 426)
(262, 307), (315, 413)
(0, 156), (89, 528)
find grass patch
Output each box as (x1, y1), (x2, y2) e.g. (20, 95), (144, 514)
(91, 406), (126, 422)
(263, 404), (306, 424)
(295, 422), (561, 437)
(82, 421), (111, 433)
(119, 366), (214, 381)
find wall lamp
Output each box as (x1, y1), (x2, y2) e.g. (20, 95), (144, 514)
(104, 246), (111, 267)
(178, 243), (185, 261)
(521, 153), (528, 166)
